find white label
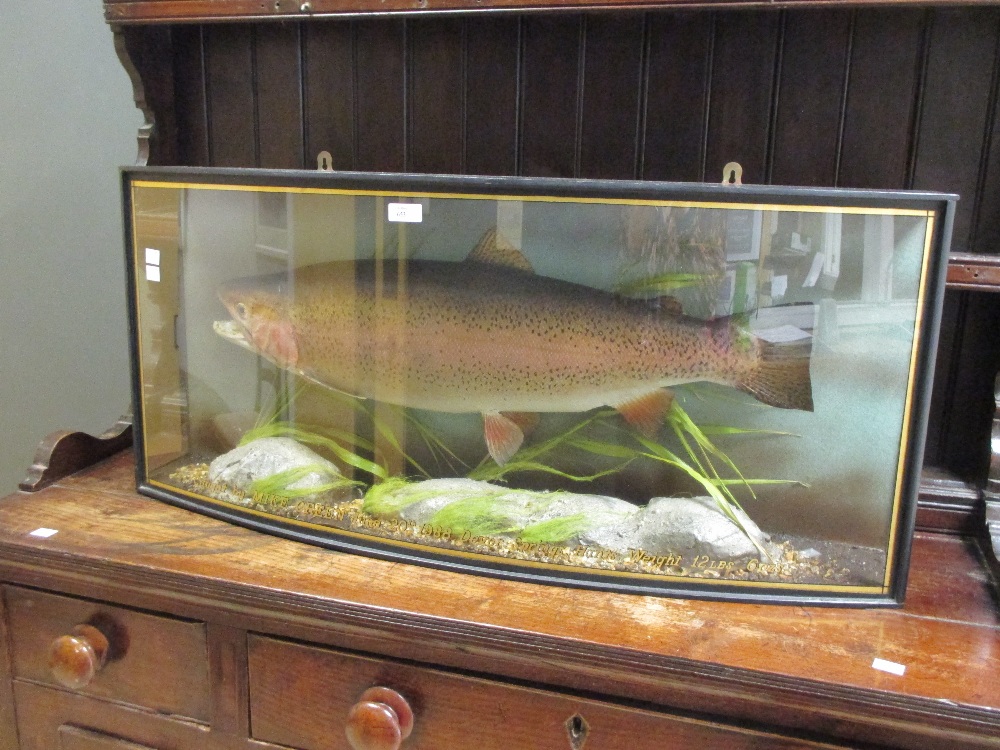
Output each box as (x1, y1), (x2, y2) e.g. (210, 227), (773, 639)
(803, 251), (826, 288)
(146, 264), (161, 283)
(872, 658), (906, 676)
(771, 274), (788, 298)
(145, 247), (161, 266)
(387, 203), (423, 223)
(756, 325), (812, 344)
(29, 527), (59, 538)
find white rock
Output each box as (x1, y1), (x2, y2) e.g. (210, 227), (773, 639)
(208, 437), (345, 501)
(634, 496), (768, 558)
(368, 477), (766, 558)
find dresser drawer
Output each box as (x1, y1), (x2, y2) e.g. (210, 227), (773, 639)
(249, 635), (847, 750)
(3, 585), (210, 721)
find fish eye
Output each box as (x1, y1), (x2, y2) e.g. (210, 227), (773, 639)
(235, 302), (248, 320)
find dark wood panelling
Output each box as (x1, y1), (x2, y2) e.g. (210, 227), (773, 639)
(838, 8), (924, 189)
(971, 42), (1000, 255)
(911, 8), (1000, 253)
(937, 292), (1000, 479)
(705, 11), (780, 184)
(153, 8), (1000, 490)
(770, 10), (852, 187)
(116, 26), (179, 167)
(641, 13), (713, 182)
(171, 25), (209, 167)
(519, 15), (581, 177)
(303, 22), (355, 171)
(464, 18), (520, 176)
(409, 18), (466, 174)
(203, 25), (256, 167)
(578, 15), (645, 179)
(354, 20), (406, 172)
(255, 24), (304, 169)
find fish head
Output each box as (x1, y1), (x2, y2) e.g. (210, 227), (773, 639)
(217, 275), (299, 369)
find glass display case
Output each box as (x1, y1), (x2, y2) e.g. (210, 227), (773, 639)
(123, 167), (953, 604)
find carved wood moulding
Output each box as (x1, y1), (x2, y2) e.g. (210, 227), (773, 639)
(19, 416), (133, 493)
(103, 0), (1000, 23)
(947, 253), (1000, 292)
(984, 373), (1000, 572)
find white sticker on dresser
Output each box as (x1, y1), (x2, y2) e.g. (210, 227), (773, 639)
(871, 658), (906, 676)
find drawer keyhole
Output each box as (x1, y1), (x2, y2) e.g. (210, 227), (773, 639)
(565, 713), (590, 750)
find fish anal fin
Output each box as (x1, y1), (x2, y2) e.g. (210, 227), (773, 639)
(615, 389), (675, 435)
(738, 337), (814, 411)
(484, 412), (525, 466)
(467, 228), (534, 273)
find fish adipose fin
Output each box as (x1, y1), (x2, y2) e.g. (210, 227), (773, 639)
(483, 412), (525, 466)
(738, 337), (814, 412)
(467, 228), (535, 273)
(614, 389), (675, 435)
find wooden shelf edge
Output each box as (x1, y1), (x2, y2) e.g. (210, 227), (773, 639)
(18, 416), (133, 493)
(947, 253), (1000, 293)
(103, 0), (1000, 24)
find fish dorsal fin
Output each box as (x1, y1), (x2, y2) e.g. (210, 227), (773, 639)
(467, 228), (534, 273)
(650, 296), (685, 316)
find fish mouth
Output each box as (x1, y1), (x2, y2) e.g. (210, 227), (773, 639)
(213, 319), (254, 353)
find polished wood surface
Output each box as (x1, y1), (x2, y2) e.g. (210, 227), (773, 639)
(0, 452), (997, 749)
(250, 635), (848, 749)
(5, 586), (211, 720)
(13, 682), (212, 750)
(48, 624), (110, 690)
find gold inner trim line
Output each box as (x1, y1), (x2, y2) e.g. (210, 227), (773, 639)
(145, 480), (886, 595)
(129, 180), (935, 218)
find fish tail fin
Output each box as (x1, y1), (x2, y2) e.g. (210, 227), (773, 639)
(737, 336), (814, 412)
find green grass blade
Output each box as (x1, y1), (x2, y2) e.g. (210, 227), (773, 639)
(240, 422), (388, 481)
(519, 514), (591, 543)
(469, 460), (624, 484)
(249, 464), (360, 500)
(613, 273), (705, 297)
(634, 434), (772, 560)
(697, 425), (799, 438)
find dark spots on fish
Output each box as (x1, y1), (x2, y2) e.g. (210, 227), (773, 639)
(234, 258), (774, 411)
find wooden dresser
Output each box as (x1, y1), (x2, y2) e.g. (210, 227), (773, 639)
(0, 450), (998, 750)
(2, 0), (999, 748)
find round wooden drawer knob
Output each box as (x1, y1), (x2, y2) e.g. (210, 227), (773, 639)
(48, 624), (110, 690)
(345, 687), (414, 750)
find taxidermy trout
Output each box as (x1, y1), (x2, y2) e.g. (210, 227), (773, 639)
(216, 231), (813, 465)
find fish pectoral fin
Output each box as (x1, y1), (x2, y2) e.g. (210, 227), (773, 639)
(467, 227), (534, 273)
(614, 389), (675, 435)
(483, 412), (526, 466)
(297, 368), (366, 400)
